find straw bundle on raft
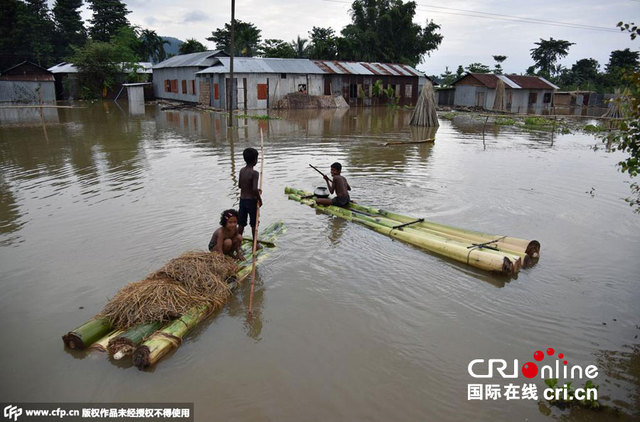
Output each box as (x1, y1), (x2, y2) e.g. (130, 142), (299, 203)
(410, 80), (439, 127)
(493, 79), (506, 111)
(99, 252), (238, 330)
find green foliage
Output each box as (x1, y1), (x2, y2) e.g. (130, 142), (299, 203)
(600, 22), (640, 212)
(207, 20), (261, 57)
(291, 35), (308, 58)
(584, 124), (606, 133)
(465, 62), (491, 73)
(307, 27), (337, 60)
(260, 39), (296, 58)
(87, 0), (131, 42)
(495, 117), (516, 126)
(530, 37), (574, 79)
(139, 29), (168, 62)
(338, 0), (443, 67)
(178, 39), (206, 55)
(439, 66), (456, 86)
(52, 0), (86, 60)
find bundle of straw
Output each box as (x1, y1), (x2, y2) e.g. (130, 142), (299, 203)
(99, 252), (238, 329)
(493, 79), (506, 111)
(410, 80), (439, 127)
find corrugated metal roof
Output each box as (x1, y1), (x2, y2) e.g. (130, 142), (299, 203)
(196, 57), (425, 77)
(153, 50), (227, 69)
(198, 57), (326, 75)
(48, 62), (153, 74)
(453, 73), (559, 90)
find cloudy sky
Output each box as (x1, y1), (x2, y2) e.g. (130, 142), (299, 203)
(83, 0), (639, 76)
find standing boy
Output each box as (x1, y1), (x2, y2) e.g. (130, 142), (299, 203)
(239, 147), (262, 242)
(316, 162), (351, 207)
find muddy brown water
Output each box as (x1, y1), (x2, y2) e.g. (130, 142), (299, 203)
(1, 103), (639, 421)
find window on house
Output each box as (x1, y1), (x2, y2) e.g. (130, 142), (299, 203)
(349, 83), (357, 98)
(281, 73), (287, 79)
(164, 80), (171, 92)
(405, 85), (412, 98)
(528, 93), (538, 104)
(543, 93), (551, 103)
(182, 80), (187, 94)
(257, 83), (268, 100)
(214, 83), (219, 100)
(190, 80), (196, 95)
(171, 80), (178, 93)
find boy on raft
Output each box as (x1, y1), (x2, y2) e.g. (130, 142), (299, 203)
(239, 147), (263, 245)
(316, 162), (351, 207)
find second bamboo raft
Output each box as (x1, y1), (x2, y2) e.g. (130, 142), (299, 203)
(285, 187), (539, 275)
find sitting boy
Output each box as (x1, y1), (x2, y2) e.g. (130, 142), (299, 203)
(316, 162), (351, 207)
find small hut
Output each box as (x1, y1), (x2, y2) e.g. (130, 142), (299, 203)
(0, 61), (55, 104)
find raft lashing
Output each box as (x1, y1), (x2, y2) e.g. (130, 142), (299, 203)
(285, 187), (540, 275)
(62, 221), (286, 369)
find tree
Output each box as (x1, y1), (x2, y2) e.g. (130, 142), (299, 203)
(260, 39), (295, 58)
(439, 66), (456, 86)
(570, 58), (600, 88)
(600, 22), (640, 211)
(18, 0), (56, 67)
(139, 29), (168, 62)
(339, 0), (442, 67)
(1, 0), (27, 69)
(456, 65), (465, 78)
(207, 20), (261, 57)
(607, 48), (640, 72)
(466, 62), (491, 73)
(530, 37), (574, 79)
(493, 55), (507, 74)
(87, 0), (131, 42)
(307, 27), (337, 60)
(178, 38), (207, 55)
(291, 35), (308, 58)
(52, 0), (86, 60)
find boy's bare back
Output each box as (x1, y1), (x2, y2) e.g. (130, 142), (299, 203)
(239, 166), (259, 199)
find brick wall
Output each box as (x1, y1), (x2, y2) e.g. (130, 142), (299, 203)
(199, 80), (210, 105)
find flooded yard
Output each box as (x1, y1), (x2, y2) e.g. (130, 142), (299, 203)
(0, 103), (638, 421)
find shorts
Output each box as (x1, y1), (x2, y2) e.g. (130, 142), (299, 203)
(239, 198), (258, 228)
(332, 196), (350, 207)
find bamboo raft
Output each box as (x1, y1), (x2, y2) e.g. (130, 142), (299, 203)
(62, 221), (285, 369)
(285, 187), (539, 275)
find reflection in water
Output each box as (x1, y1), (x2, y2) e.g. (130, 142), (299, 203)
(326, 214), (348, 246)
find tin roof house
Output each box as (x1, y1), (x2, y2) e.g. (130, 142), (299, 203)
(152, 50), (228, 103)
(192, 56), (426, 110)
(0, 61), (56, 104)
(48, 61), (153, 100)
(452, 73), (559, 113)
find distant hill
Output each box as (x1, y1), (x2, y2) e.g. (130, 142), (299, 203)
(162, 37), (183, 58)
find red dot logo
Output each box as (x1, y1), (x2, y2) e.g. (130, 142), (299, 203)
(534, 350), (544, 361)
(558, 353), (564, 359)
(546, 348), (555, 356)
(522, 362), (539, 378)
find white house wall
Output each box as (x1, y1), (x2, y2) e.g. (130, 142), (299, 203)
(0, 81), (56, 103)
(153, 67), (201, 102)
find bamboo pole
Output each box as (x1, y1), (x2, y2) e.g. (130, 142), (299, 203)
(108, 321), (163, 359)
(133, 222), (285, 369)
(248, 128), (265, 318)
(88, 329), (124, 352)
(62, 317), (113, 349)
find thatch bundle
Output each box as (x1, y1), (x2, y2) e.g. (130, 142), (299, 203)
(601, 88), (629, 119)
(493, 79), (506, 111)
(100, 252), (238, 329)
(410, 80), (439, 127)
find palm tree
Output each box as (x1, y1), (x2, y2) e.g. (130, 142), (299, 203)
(139, 29), (168, 63)
(291, 35), (308, 58)
(179, 38), (207, 54)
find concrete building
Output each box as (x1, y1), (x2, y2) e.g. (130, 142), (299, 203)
(0, 61), (55, 103)
(192, 57), (425, 110)
(152, 50), (227, 103)
(452, 73), (559, 113)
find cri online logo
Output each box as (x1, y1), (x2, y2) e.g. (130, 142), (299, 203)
(468, 348), (599, 380)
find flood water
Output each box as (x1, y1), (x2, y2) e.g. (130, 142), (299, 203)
(1, 103), (639, 421)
